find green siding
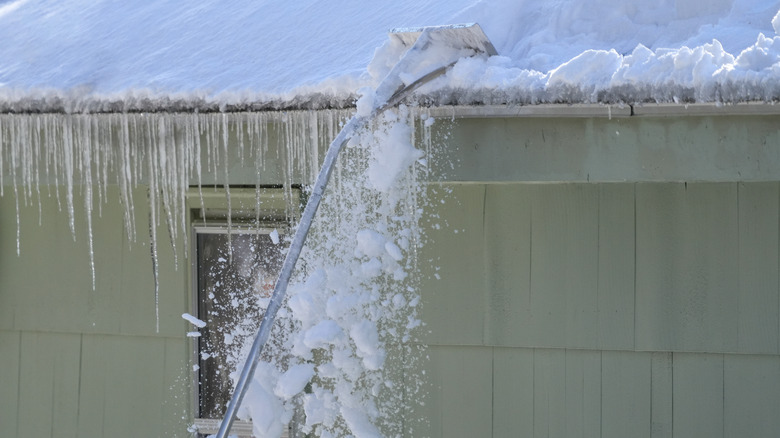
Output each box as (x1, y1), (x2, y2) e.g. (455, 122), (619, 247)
(419, 179), (780, 437)
(77, 335), (188, 436)
(17, 332), (82, 438)
(596, 184), (635, 350)
(736, 182), (780, 354)
(420, 184), (487, 346)
(650, 352), (673, 438)
(724, 354), (780, 437)
(421, 346), (493, 438)
(0, 186), (191, 437)
(0, 186), (187, 337)
(4, 111), (780, 438)
(435, 115), (780, 183)
(673, 353), (724, 438)
(0, 331), (20, 437)
(492, 347), (534, 437)
(601, 351), (651, 438)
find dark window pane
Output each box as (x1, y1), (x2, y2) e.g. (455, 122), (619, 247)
(196, 232), (284, 419)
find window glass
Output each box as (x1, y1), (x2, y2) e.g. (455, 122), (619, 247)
(196, 231), (284, 419)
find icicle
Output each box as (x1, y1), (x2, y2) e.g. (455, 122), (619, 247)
(222, 113), (232, 261)
(79, 116), (97, 289)
(179, 114), (192, 259)
(191, 113), (206, 221)
(43, 115), (63, 213)
(16, 116), (29, 207)
(33, 116), (43, 226)
(251, 112), (264, 227)
(157, 116), (178, 269)
(119, 114), (136, 241)
(146, 116), (161, 333)
(0, 116), (5, 199)
(8, 116), (21, 255)
(62, 116), (76, 240)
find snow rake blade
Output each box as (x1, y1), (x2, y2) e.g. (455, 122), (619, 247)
(215, 23), (495, 438)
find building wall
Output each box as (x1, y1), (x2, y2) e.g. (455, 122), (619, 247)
(414, 111), (780, 438)
(3, 110), (780, 437)
(0, 186), (191, 437)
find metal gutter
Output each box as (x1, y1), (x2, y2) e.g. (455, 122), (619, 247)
(424, 102), (780, 119)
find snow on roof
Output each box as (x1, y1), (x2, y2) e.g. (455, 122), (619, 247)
(1, 0), (780, 112)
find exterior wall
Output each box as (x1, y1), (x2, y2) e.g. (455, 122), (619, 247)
(0, 186), (191, 437)
(3, 109), (780, 437)
(0, 112), (324, 438)
(414, 112), (780, 437)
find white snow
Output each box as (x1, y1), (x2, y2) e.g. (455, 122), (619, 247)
(182, 312), (207, 328)
(216, 106), (430, 437)
(273, 364), (316, 400)
(269, 229), (280, 245)
(5, 1), (780, 437)
(2, 0), (780, 109)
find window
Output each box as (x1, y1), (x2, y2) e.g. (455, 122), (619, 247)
(189, 188), (298, 437)
(196, 230), (283, 418)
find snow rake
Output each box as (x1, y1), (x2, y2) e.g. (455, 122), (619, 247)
(216, 23), (496, 438)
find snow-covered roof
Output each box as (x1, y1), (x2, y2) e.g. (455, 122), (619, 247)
(2, 0), (780, 112)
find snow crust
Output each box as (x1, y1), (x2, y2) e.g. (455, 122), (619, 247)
(2, 0), (780, 110)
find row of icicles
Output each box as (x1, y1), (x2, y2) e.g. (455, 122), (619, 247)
(0, 110), (351, 330)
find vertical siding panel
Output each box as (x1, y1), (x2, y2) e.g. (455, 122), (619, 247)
(565, 349), (601, 438)
(636, 183), (739, 352)
(492, 348), (534, 437)
(425, 346), (492, 438)
(484, 184), (532, 347)
(76, 335), (106, 437)
(161, 338), (191, 435)
(534, 349), (566, 438)
(597, 184), (635, 350)
(0, 331), (20, 438)
(78, 335), (167, 436)
(601, 351), (651, 438)
(673, 353), (724, 438)
(724, 354), (780, 437)
(420, 184), (487, 345)
(530, 185), (599, 349)
(17, 332), (81, 438)
(411, 344), (441, 438)
(737, 182), (779, 354)
(651, 352), (673, 438)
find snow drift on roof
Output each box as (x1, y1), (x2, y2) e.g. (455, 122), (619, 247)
(1, 0), (780, 111)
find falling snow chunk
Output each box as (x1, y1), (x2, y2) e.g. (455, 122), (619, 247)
(355, 229), (386, 258)
(274, 363), (316, 400)
(186, 331), (202, 338)
(303, 320), (345, 349)
(182, 313), (207, 328)
(269, 228), (280, 245)
(384, 241), (403, 261)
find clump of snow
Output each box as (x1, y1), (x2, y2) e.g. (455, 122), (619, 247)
(182, 313), (206, 328)
(274, 364), (316, 400)
(363, 107), (424, 192)
(221, 105), (434, 437)
(239, 363), (290, 438)
(355, 87), (376, 117)
(269, 229), (280, 245)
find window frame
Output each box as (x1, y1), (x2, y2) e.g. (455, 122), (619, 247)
(187, 187), (300, 437)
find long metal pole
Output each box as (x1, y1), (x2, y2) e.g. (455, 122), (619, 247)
(215, 115), (366, 438)
(214, 24), (495, 437)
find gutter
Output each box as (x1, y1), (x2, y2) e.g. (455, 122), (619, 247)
(425, 102), (780, 119)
